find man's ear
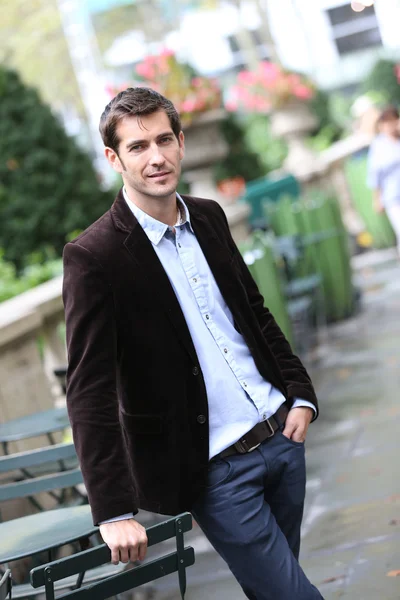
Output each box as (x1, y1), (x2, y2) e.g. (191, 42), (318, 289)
(178, 131), (185, 161)
(105, 147), (124, 174)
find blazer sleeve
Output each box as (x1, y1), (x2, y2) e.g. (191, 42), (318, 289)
(63, 241), (138, 524)
(212, 202), (318, 419)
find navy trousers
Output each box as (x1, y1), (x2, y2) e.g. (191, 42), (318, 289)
(192, 429), (324, 599)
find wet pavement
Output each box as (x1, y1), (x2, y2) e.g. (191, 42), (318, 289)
(148, 249), (400, 600)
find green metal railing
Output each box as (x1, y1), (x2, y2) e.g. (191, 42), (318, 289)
(263, 191), (354, 322)
(239, 233), (294, 346)
(345, 156), (396, 249)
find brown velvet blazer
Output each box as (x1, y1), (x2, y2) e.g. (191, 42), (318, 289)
(63, 190), (318, 525)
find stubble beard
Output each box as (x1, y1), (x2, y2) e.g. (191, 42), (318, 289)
(125, 172), (179, 202)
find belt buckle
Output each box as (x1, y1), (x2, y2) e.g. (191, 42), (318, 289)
(234, 439), (261, 454)
(264, 418), (275, 438)
(234, 418), (275, 454)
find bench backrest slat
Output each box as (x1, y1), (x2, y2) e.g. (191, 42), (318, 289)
(30, 513), (193, 588)
(55, 548), (195, 600)
(0, 443), (77, 473)
(0, 570), (12, 600)
(0, 468), (83, 502)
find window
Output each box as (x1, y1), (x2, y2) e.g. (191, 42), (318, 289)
(327, 3), (381, 56)
(227, 28), (270, 72)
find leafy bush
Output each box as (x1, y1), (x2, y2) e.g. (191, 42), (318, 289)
(362, 58), (400, 106)
(305, 89), (347, 151)
(0, 250), (62, 302)
(0, 67), (113, 270)
(213, 114), (266, 183)
(243, 114), (288, 174)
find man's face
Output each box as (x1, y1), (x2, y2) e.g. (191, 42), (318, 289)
(105, 110), (185, 202)
(380, 117), (400, 138)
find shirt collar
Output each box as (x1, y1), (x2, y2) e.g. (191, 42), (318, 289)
(122, 187), (193, 245)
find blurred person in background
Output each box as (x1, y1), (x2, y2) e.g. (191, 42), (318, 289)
(367, 105), (400, 255)
(63, 87), (324, 600)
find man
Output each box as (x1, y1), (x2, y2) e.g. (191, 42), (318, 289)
(63, 87), (323, 599)
(367, 105), (400, 256)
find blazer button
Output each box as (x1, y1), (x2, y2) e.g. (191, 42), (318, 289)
(192, 366), (199, 375)
(197, 415), (206, 424)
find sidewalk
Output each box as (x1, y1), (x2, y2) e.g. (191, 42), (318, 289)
(301, 250), (400, 599)
(151, 250), (400, 600)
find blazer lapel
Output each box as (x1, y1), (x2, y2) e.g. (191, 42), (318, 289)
(188, 204), (238, 311)
(110, 190), (199, 366)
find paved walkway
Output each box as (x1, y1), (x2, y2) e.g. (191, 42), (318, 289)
(150, 250), (400, 600)
(301, 250), (400, 599)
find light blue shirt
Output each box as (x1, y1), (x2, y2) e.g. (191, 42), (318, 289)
(101, 190), (314, 524)
(367, 134), (400, 208)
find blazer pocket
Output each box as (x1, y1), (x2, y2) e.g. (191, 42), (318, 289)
(122, 413), (164, 435)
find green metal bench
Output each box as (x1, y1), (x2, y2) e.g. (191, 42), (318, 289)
(30, 513), (195, 600)
(0, 407), (69, 456)
(274, 235), (327, 334)
(0, 570), (11, 600)
(0, 442), (84, 511)
(0, 443), (97, 597)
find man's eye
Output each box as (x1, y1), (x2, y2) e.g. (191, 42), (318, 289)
(160, 136), (172, 143)
(130, 145), (143, 151)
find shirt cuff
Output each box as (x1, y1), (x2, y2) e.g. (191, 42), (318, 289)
(99, 513), (135, 525)
(291, 398), (317, 416)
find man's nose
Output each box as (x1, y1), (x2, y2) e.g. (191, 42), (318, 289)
(149, 145), (165, 166)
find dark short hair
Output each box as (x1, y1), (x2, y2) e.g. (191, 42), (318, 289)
(378, 105), (399, 123)
(99, 87), (182, 152)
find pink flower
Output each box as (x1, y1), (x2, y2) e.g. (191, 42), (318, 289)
(105, 83), (129, 98)
(181, 99), (197, 113)
(105, 84), (116, 98)
(135, 62), (155, 79)
(225, 98), (239, 112)
(287, 73), (301, 88)
(237, 70), (258, 86)
(395, 65), (400, 84)
(259, 61), (281, 84)
(293, 84), (314, 100)
(160, 48), (175, 58)
(254, 95), (271, 113)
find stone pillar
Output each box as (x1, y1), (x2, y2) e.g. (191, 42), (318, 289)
(182, 109), (250, 243)
(0, 276), (67, 453)
(270, 101), (326, 182)
(270, 102), (369, 237)
(0, 309), (55, 454)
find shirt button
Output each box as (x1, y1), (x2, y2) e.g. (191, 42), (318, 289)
(223, 348), (228, 353)
(193, 278), (197, 283)
(192, 366), (199, 376)
(262, 414), (267, 420)
(197, 415), (206, 424)
(205, 314), (210, 320)
(178, 243), (181, 248)
(243, 382), (247, 388)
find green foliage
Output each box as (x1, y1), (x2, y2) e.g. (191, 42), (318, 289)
(0, 250), (62, 302)
(306, 89), (346, 151)
(0, 67), (113, 269)
(243, 114), (288, 174)
(307, 124), (342, 152)
(362, 58), (400, 105)
(213, 114), (266, 183)
(328, 93), (354, 132)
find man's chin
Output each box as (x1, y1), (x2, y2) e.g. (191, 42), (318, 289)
(147, 183), (177, 198)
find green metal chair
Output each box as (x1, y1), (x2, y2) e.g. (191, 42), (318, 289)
(0, 570), (12, 600)
(0, 407), (69, 455)
(30, 513), (195, 600)
(0, 443), (96, 597)
(0, 442), (84, 512)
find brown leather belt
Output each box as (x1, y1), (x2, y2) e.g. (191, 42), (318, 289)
(217, 404), (289, 459)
